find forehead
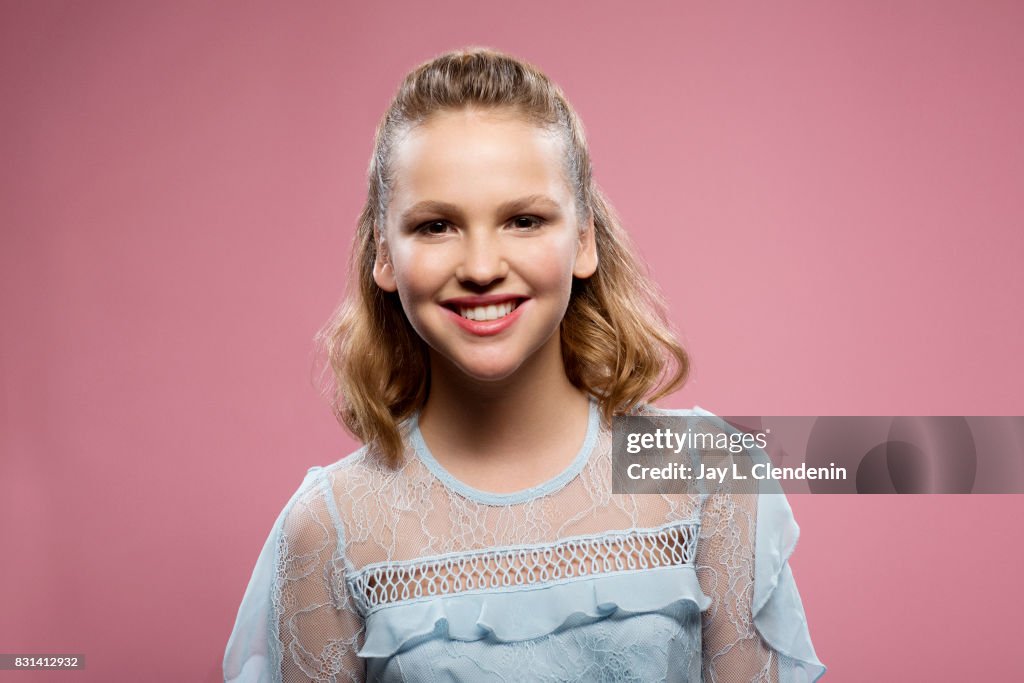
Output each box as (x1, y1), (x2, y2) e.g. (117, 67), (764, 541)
(388, 109), (571, 213)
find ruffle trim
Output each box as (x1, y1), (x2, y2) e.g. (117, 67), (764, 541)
(357, 565), (710, 658)
(751, 490), (827, 682)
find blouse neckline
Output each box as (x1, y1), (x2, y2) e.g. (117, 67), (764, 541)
(409, 395), (601, 506)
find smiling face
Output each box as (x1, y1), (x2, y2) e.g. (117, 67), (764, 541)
(373, 107), (598, 386)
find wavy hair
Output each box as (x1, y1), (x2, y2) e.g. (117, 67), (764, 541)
(314, 46), (689, 468)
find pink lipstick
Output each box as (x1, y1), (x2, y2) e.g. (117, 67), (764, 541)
(439, 295), (529, 337)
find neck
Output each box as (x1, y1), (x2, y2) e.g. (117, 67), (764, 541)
(417, 333), (592, 467)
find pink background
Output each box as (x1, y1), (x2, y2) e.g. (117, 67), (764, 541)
(2, 1), (1022, 680)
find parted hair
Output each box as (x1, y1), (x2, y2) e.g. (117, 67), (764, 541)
(314, 46), (689, 468)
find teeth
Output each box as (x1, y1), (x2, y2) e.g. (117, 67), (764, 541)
(458, 300), (518, 321)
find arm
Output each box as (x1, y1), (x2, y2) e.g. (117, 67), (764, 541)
(275, 471), (365, 682)
(626, 403), (824, 681)
(697, 490), (778, 682)
(224, 467), (365, 683)
(697, 459), (825, 683)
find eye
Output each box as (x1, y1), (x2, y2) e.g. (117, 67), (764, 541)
(415, 220), (454, 236)
(510, 215), (545, 230)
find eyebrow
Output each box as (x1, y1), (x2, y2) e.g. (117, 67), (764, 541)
(398, 194), (562, 224)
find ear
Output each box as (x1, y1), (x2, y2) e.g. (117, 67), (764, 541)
(572, 214), (598, 279)
(371, 225), (398, 292)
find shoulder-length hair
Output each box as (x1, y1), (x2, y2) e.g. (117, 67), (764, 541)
(314, 46), (689, 468)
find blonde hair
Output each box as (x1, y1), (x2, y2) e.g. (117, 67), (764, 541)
(315, 46), (689, 468)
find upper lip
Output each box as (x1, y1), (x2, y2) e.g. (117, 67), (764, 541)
(440, 294), (528, 308)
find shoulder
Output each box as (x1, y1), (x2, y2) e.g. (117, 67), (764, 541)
(279, 446), (373, 547)
(318, 442), (406, 496)
(285, 445), (369, 506)
(278, 465), (334, 542)
(320, 443), (374, 477)
(629, 402), (715, 418)
(285, 442), (412, 549)
(630, 404), (776, 495)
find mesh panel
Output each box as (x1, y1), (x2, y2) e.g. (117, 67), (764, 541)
(349, 521), (699, 614)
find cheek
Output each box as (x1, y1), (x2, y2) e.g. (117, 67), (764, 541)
(522, 239), (578, 289)
(392, 250), (445, 296)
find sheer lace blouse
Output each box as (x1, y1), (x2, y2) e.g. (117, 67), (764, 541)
(223, 399), (825, 682)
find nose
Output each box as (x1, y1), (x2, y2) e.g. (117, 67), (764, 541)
(455, 230), (508, 286)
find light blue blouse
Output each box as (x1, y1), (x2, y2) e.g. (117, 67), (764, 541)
(224, 399), (826, 682)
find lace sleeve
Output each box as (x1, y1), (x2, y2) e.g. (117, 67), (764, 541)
(698, 488), (778, 682)
(224, 467), (366, 683)
(697, 452), (826, 683)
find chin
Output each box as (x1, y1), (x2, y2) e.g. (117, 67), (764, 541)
(457, 365), (522, 383)
(449, 356), (526, 383)
(431, 343), (548, 385)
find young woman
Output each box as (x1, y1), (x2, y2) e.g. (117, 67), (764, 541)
(223, 47), (825, 683)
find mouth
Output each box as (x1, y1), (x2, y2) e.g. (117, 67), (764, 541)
(439, 296), (529, 337)
(441, 298), (526, 322)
